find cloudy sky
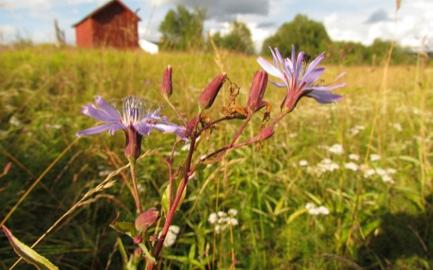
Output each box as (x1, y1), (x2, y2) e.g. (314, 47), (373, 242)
(0, 0), (432, 51)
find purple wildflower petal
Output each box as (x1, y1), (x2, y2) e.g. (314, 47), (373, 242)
(257, 57), (284, 79)
(82, 104), (120, 122)
(270, 47), (284, 67)
(309, 82), (346, 91)
(153, 123), (186, 136)
(77, 123), (123, 137)
(284, 57), (294, 75)
(271, 81), (287, 88)
(294, 52), (304, 82)
(306, 90), (342, 104)
(302, 67), (325, 84)
(304, 53), (325, 76)
(95, 96), (121, 120)
(134, 122), (153, 136)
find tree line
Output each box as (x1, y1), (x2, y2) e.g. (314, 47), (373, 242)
(158, 6), (418, 65)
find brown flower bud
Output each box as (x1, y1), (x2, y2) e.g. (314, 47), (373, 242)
(161, 65), (173, 97)
(124, 125), (143, 161)
(135, 208), (159, 232)
(198, 73), (227, 109)
(247, 71), (268, 113)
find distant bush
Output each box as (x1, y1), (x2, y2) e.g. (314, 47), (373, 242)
(262, 15), (331, 58)
(159, 5), (206, 51)
(212, 21), (255, 55)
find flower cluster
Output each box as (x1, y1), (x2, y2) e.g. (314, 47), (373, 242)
(305, 203), (330, 216)
(208, 209), (239, 234)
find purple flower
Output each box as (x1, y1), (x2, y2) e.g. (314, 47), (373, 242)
(257, 46), (345, 111)
(77, 96), (186, 159)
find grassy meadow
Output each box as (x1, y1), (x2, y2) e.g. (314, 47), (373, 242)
(0, 46), (432, 269)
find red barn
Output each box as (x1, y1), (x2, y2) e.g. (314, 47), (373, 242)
(73, 0), (141, 49)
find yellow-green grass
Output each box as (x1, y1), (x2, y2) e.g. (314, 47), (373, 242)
(0, 47), (432, 269)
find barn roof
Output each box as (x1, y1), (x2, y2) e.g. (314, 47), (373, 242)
(73, 0), (141, 27)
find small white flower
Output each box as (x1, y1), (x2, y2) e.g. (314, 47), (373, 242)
(349, 125), (365, 136)
(370, 154), (381, 162)
(217, 211), (226, 218)
(228, 209), (238, 216)
(344, 162), (359, 171)
(381, 175), (395, 184)
(208, 213), (218, 224)
(316, 206), (330, 215)
(305, 202), (316, 210)
(364, 169), (376, 178)
(162, 225), (180, 247)
(348, 153), (360, 161)
(306, 203), (330, 216)
(214, 225), (222, 234)
(328, 144), (344, 155)
(299, 160), (309, 167)
(228, 218), (238, 226)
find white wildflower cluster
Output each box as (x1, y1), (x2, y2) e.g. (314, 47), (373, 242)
(298, 143), (398, 185)
(161, 225), (180, 247)
(344, 162), (359, 171)
(362, 166), (396, 184)
(305, 203), (330, 216)
(299, 160), (309, 167)
(349, 125), (365, 136)
(370, 154), (381, 161)
(328, 144), (344, 155)
(208, 209), (238, 234)
(317, 158), (340, 172)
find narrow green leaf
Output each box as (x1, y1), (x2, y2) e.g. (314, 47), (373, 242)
(2, 226), (59, 270)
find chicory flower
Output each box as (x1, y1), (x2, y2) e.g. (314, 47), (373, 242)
(77, 96), (186, 159)
(257, 46), (345, 112)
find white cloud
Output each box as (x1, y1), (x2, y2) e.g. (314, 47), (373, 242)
(322, 0), (433, 50)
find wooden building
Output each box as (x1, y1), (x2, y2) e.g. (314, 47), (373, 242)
(73, 0), (141, 49)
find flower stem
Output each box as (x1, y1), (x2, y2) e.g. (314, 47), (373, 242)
(147, 130), (198, 269)
(128, 158), (143, 213)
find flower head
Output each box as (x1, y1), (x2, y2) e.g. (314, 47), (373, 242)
(257, 46), (345, 111)
(77, 96), (186, 159)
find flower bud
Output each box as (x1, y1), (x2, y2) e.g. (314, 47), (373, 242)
(161, 65), (173, 97)
(198, 73), (227, 109)
(124, 125), (143, 161)
(135, 208), (159, 232)
(247, 71), (268, 113)
(256, 127), (274, 141)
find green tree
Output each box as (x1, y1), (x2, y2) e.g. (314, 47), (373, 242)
(159, 5), (205, 50)
(212, 21), (255, 54)
(262, 14), (331, 57)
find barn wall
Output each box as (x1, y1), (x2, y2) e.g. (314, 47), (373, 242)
(75, 19), (94, 48)
(92, 3), (139, 48)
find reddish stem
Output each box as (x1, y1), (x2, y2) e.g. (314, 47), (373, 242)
(147, 128), (198, 270)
